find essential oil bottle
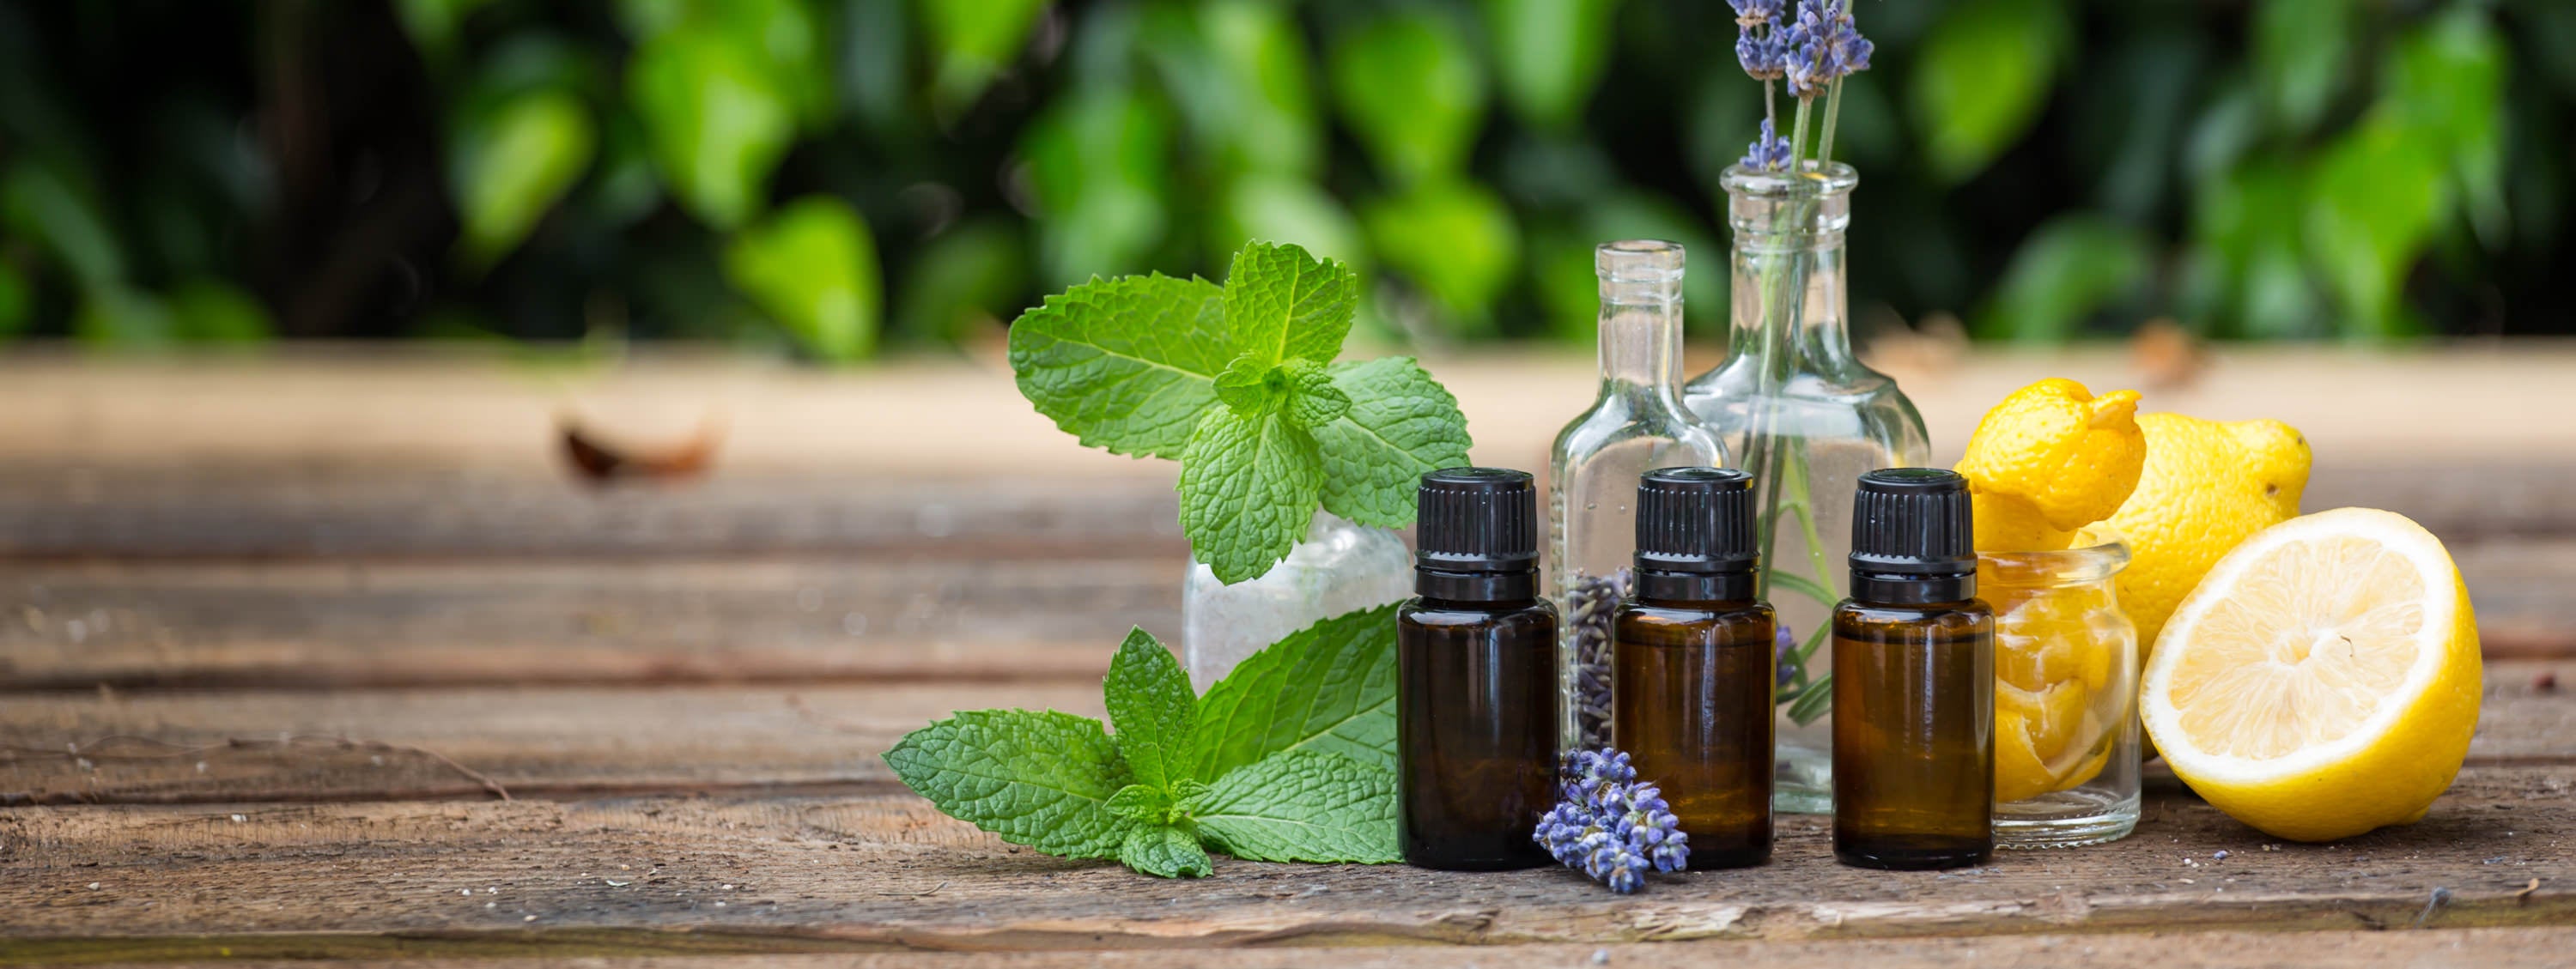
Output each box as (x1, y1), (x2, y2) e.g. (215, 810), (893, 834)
(1399, 467), (1560, 870)
(1613, 467), (1777, 869)
(1831, 468), (1996, 870)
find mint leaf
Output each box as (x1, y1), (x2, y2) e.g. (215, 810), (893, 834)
(1009, 273), (1230, 460)
(1281, 360), (1352, 428)
(1212, 353), (1280, 415)
(1119, 823), (1213, 878)
(1189, 603), (1399, 781)
(882, 710), (1133, 859)
(1224, 241), (1356, 367)
(1106, 784), (1176, 824)
(1190, 750), (1399, 863)
(1103, 627), (1195, 790)
(1309, 356), (1473, 529)
(1178, 406), (1324, 584)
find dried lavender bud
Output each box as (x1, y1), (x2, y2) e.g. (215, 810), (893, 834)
(1565, 569), (1629, 749)
(1773, 621), (1798, 688)
(1534, 748), (1688, 893)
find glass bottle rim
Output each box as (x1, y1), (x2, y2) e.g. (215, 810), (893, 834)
(1976, 531), (2131, 585)
(1721, 160), (1859, 198)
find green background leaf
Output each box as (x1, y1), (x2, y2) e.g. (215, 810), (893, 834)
(1188, 603), (1400, 782)
(453, 89), (597, 269)
(625, 26), (794, 229)
(1911, 0), (2066, 184)
(1978, 215), (2154, 343)
(2253, 0), (2352, 135)
(1485, 0), (1619, 131)
(1331, 13), (1485, 186)
(724, 196), (882, 362)
(881, 709), (1133, 860)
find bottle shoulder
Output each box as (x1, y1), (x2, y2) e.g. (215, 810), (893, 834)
(1833, 599), (1995, 632)
(1402, 597), (1558, 627)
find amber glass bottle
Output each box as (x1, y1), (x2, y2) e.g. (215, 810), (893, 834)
(1399, 467), (1559, 870)
(1831, 468), (1996, 870)
(1613, 467), (1776, 869)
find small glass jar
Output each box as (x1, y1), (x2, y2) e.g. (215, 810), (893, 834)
(1980, 535), (2141, 849)
(1183, 510), (1413, 692)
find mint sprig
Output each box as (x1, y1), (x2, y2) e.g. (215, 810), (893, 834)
(1009, 241), (1472, 584)
(883, 603), (1406, 877)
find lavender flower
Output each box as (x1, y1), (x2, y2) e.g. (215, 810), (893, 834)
(1566, 569), (1628, 749)
(1741, 118), (1794, 172)
(1732, 0), (1789, 80)
(1783, 0), (1872, 98)
(1534, 748), (1690, 893)
(1772, 622), (1798, 687)
(1728, 0), (1784, 25)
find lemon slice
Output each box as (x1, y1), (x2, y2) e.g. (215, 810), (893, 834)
(2140, 507), (2481, 842)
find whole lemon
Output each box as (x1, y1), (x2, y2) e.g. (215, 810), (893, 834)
(2105, 414), (2309, 653)
(1953, 378), (2145, 551)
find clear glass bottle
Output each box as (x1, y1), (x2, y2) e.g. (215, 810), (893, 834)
(1685, 163), (1930, 813)
(1983, 531), (2141, 849)
(1182, 510), (1412, 692)
(1550, 239), (1728, 752)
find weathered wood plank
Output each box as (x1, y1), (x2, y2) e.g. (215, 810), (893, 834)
(3, 463), (2569, 560)
(13, 927), (2576, 967)
(2, 767), (2569, 948)
(0, 560), (1182, 691)
(3, 538), (2569, 693)
(2, 663), (2567, 806)
(0, 683), (1103, 804)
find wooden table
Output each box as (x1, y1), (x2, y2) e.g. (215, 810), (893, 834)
(4, 348), (2575, 967)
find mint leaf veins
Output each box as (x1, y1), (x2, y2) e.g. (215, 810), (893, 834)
(1006, 239), (1471, 584)
(881, 709), (1133, 859)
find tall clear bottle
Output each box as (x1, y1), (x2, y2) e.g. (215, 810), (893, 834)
(1550, 239), (1728, 753)
(1683, 163), (1930, 814)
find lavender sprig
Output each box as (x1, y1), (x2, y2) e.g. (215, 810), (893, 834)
(1566, 569), (1630, 749)
(1534, 749), (1689, 893)
(1741, 118), (1794, 173)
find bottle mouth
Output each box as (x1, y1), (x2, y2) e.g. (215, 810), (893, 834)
(1719, 160), (1860, 197)
(1595, 239), (1685, 283)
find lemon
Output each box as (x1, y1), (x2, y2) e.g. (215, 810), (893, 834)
(2140, 507), (2480, 842)
(1954, 379), (2146, 550)
(2105, 414), (2309, 653)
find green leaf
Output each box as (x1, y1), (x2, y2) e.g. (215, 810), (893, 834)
(1105, 784), (1176, 824)
(1485, 0), (1619, 130)
(1020, 87), (1174, 286)
(1189, 750), (1399, 863)
(2187, 159), (2323, 340)
(453, 89), (598, 270)
(2252, 0), (2351, 136)
(1007, 272), (1229, 460)
(1117, 823), (1213, 878)
(921, 0), (1048, 110)
(626, 27), (795, 229)
(395, 0), (495, 63)
(1280, 360), (1352, 429)
(1213, 353), (1282, 415)
(1911, 0), (2064, 184)
(1976, 215), (2154, 343)
(2304, 112), (2445, 339)
(1148, 1), (1323, 178)
(1103, 627), (1197, 790)
(881, 709), (1134, 859)
(168, 280), (275, 345)
(2385, 8), (2508, 249)
(724, 196), (882, 362)
(0, 261), (30, 341)
(894, 219), (1027, 342)
(2, 162), (125, 288)
(73, 286), (176, 348)
(1362, 180), (1519, 326)
(1216, 175), (1365, 270)
(1330, 13), (1486, 186)
(1224, 241), (1356, 367)
(1308, 357), (1472, 529)
(1177, 406), (1325, 584)
(1190, 603), (1400, 781)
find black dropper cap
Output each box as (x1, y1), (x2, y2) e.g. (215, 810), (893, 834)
(1415, 467), (1540, 602)
(1848, 468), (1978, 604)
(1632, 467), (1758, 602)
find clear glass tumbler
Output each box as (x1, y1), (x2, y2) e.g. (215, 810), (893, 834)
(1182, 509), (1413, 692)
(1981, 534), (2142, 849)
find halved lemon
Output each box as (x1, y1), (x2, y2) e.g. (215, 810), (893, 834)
(2140, 507), (2481, 842)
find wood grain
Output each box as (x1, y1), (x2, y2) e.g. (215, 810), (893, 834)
(2, 767), (2569, 950)
(0, 560), (1182, 691)
(1, 663), (2567, 806)
(11, 927), (2576, 967)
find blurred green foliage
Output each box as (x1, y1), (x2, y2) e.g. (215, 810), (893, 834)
(0, 0), (2567, 359)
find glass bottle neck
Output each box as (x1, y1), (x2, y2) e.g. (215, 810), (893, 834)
(1596, 277), (1685, 400)
(1722, 165), (1862, 380)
